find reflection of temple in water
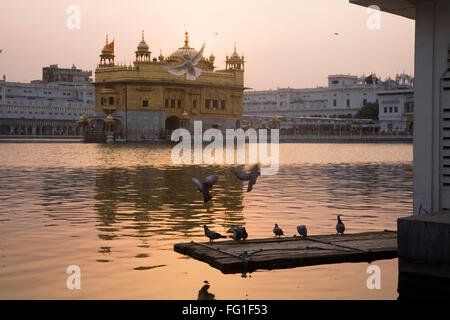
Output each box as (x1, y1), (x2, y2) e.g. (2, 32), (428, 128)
(93, 165), (245, 238)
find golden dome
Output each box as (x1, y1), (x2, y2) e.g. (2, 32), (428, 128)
(169, 32), (197, 59)
(137, 40), (149, 51)
(228, 43), (242, 62)
(136, 30), (149, 52)
(101, 35), (114, 56)
(102, 45), (113, 55)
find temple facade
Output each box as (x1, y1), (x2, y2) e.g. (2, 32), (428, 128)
(81, 32), (245, 142)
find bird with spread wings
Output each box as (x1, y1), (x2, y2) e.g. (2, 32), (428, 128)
(164, 43), (205, 80)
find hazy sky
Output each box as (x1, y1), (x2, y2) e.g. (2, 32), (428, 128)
(0, 0), (415, 90)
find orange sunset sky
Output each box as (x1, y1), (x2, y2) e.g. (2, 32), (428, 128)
(0, 0), (415, 90)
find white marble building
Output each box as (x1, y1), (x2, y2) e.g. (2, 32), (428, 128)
(243, 74), (413, 119)
(0, 65), (94, 136)
(377, 88), (414, 133)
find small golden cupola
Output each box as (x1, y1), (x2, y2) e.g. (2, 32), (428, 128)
(209, 52), (215, 67)
(225, 43), (244, 71)
(77, 114), (88, 126)
(99, 34), (115, 67)
(135, 30), (151, 62)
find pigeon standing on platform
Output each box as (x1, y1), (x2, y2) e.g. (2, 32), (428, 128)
(336, 215), (345, 235)
(273, 224), (284, 238)
(203, 225), (226, 242)
(297, 225), (307, 238)
(227, 226), (248, 241)
(164, 43), (205, 80)
(191, 174), (218, 203)
(231, 164), (261, 192)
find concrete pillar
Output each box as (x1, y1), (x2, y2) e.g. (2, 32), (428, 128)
(413, 0), (450, 214)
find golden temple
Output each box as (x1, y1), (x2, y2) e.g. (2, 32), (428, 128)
(80, 31), (245, 142)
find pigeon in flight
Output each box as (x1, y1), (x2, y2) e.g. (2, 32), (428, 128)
(336, 215), (345, 235)
(297, 225), (307, 238)
(231, 164), (261, 192)
(227, 226), (248, 241)
(203, 225), (226, 242)
(191, 174), (218, 203)
(273, 224), (283, 238)
(164, 43), (205, 80)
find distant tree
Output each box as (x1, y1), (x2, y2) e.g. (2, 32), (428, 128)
(354, 102), (379, 120)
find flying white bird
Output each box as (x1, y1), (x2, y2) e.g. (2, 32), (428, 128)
(164, 43), (205, 80)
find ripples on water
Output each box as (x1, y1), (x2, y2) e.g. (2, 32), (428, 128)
(0, 143), (412, 299)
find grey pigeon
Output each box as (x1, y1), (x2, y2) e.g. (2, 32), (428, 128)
(203, 225), (226, 242)
(273, 224), (283, 238)
(227, 226), (248, 241)
(336, 215), (345, 235)
(297, 225), (307, 237)
(164, 43), (205, 80)
(192, 174), (218, 203)
(231, 164), (261, 192)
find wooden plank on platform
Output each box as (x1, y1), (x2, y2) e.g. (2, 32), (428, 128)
(174, 231), (397, 274)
